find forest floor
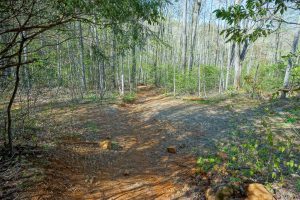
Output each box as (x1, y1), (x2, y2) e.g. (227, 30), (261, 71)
(1, 86), (299, 199)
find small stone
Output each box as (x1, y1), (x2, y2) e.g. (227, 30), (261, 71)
(167, 146), (176, 153)
(99, 140), (112, 150)
(245, 183), (274, 200)
(205, 188), (216, 200)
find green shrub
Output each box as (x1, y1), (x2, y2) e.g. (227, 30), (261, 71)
(197, 119), (299, 186)
(296, 180), (300, 192)
(122, 93), (137, 103)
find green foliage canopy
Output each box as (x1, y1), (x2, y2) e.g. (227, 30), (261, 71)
(214, 0), (300, 43)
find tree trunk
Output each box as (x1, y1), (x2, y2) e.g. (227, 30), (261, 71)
(274, 30), (280, 64)
(7, 36), (25, 155)
(225, 43), (234, 90)
(111, 30), (117, 88)
(181, 0), (188, 72)
(188, 0), (202, 73)
(233, 42), (241, 90)
(56, 37), (62, 86)
(128, 55), (131, 93)
(93, 22), (105, 98)
(121, 55), (124, 95)
(281, 17), (300, 98)
(131, 24), (138, 91)
(154, 44), (158, 86)
(77, 21), (87, 90)
(131, 45), (136, 91)
(198, 56), (201, 97)
(173, 50), (176, 96)
(233, 0), (241, 90)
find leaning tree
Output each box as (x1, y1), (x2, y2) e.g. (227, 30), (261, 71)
(0, 0), (166, 155)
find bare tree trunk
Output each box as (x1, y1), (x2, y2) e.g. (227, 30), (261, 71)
(225, 43), (234, 90)
(67, 41), (76, 99)
(251, 64), (260, 98)
(116, 60), (121, 94)
(56, 37), (62, 86)
(233, 42), (241, 90)
(246, 47), (254, 75)
(233, 0), (242, 90)
(274, 30), (280, 64)
(198, 56), (201, 97)
(121, 55), (124, 95)
(154, 44), (159, 86)
(181, 0), (188, 72)
(281, 16), (300, 98)
(188, 0), (202, 73)
(77, 21), (87, 90)
(111, 30), (117, 88)
(93, 22), (105, 98)
(21, 32), (31, 91)
(89, 26), (96, 90)
(131, 24), (138, 91)
(127, 55), (132, 93)
(131, 45), (136, 91)
(138, 49), (142, 85)
(219, 50), (225, 93)
(7, 36), (25, 155)
(173, 50), (176, 96)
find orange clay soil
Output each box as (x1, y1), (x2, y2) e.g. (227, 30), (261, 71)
(31, 87), (200, 200)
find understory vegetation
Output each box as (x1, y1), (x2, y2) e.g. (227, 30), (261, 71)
(197, 99), (300, 197)
(1, 0), (300, 199)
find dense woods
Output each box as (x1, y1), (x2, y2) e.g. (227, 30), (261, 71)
(0, 0), (299, 199)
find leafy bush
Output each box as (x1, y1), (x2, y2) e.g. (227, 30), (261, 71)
(296, 180), (300, 192)
(292, 65), (300, 86)
(197, 119), (299, 186)
(122, 93), (137, 103)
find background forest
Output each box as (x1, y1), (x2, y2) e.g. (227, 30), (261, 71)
(0, 0), (300, 199)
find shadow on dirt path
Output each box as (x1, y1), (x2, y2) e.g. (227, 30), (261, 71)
(32, 86), (213, 200)
(2, 86), (299, 200)
(29, 86), (278, 200)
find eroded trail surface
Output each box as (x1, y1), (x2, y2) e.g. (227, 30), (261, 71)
(33, 87), (238, 200)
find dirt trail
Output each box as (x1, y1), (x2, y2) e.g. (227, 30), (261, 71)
(7, 86), (298, 200)
(33, 87), (212, 200)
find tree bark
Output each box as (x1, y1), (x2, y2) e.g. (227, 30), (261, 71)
(93, 21), (105, 98)
(77, 21), (87, 90)
(188, 0), (202, 73)
(274, 30), (280, 64)
(121, 55), (124, 95)
(7, 35), (25, 155)
(225, 43), (234, 90)
(281, 16), (300, 98)
(131, 45), (136, 91)
(233, 0), (242, 90)
(233, 42), (241, 89)
(111, 29), (117, 88)
(181, 0), (188, 72)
